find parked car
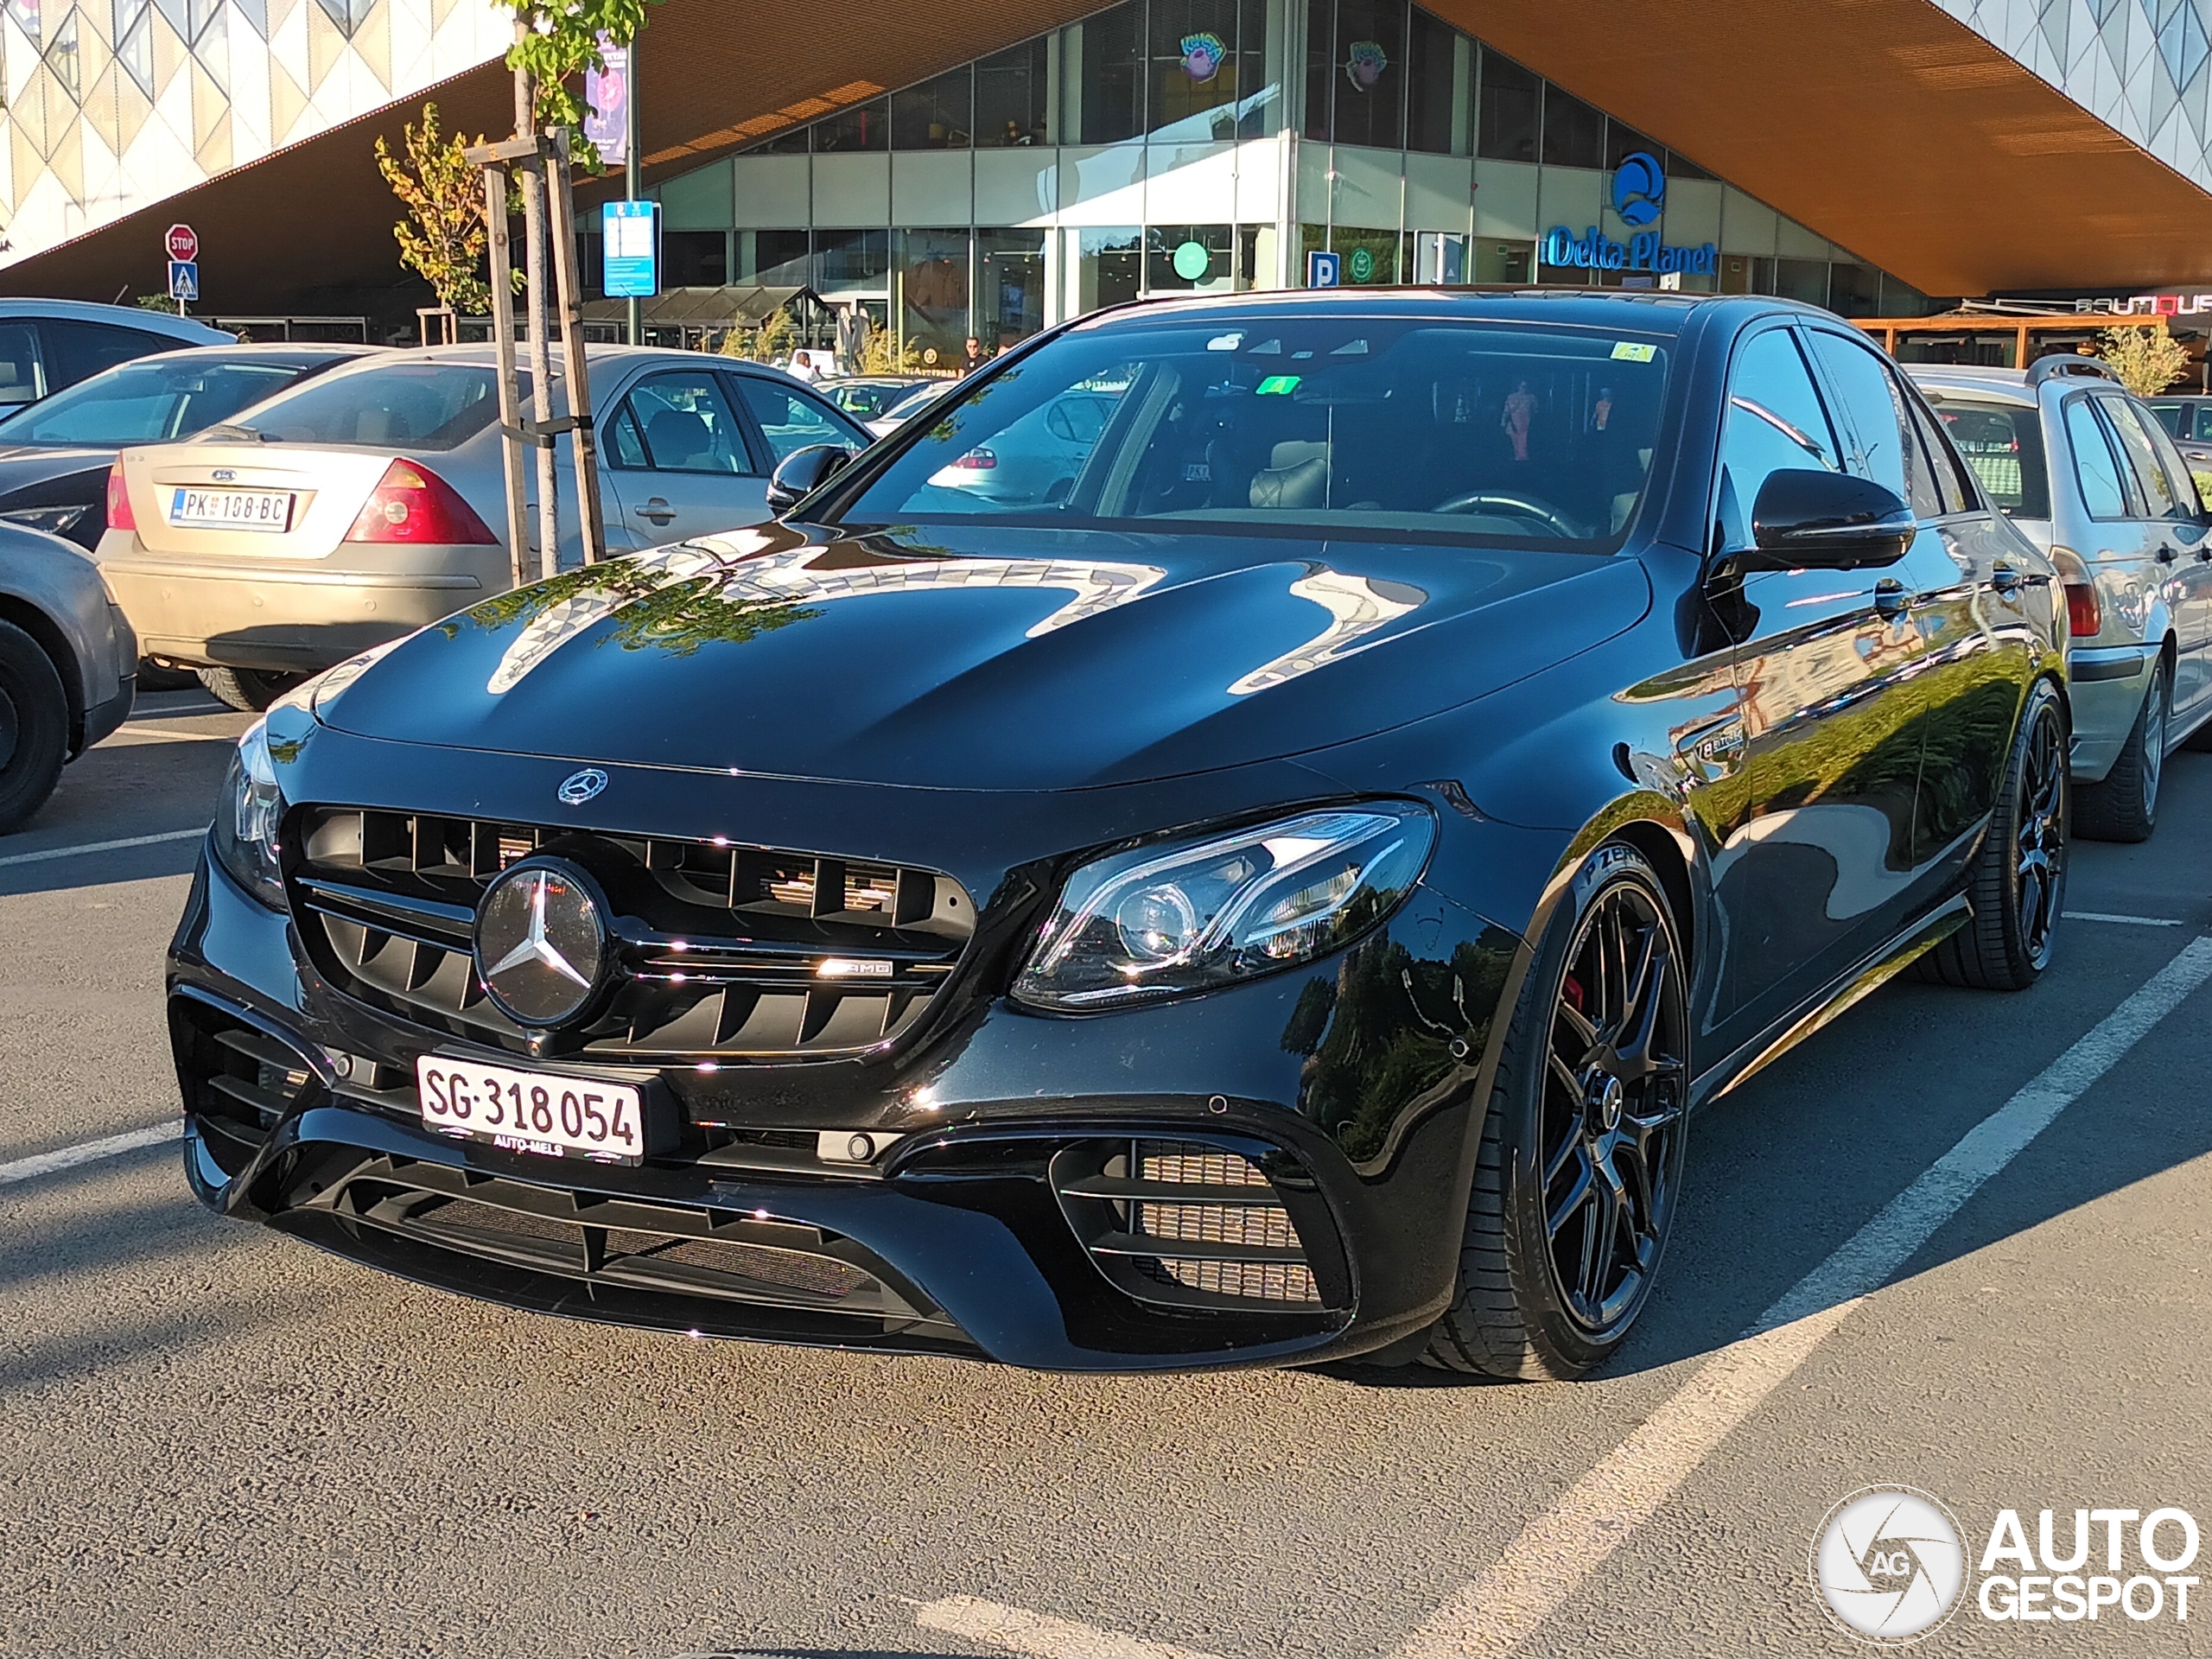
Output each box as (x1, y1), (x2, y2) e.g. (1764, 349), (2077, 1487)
(0, 342), (378, 550)
(817, 374), (931, 427)
(170, 292), (2069, 1378)
(96, 344), (871, 710)
(866, 379), (953, 438)
(0, 522), (137, 831)
(2146, 392), (2212, 446)
(1914, 356), (2211, 841)
(0, 299), (231, 413)
(925, 384), (1120, 505)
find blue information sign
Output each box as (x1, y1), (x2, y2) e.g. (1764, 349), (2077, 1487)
(167, 258), (199, 302)
(1306, 250), (1341, 289)
(602, 200), (659, 299)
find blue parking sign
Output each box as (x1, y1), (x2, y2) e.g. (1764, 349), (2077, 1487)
(1306, 251), (1341, 289)
(602, 200), (659, 299)
(167, 259), (198, 302)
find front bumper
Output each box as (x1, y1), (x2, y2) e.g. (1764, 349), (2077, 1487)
(169, 840), (1522, 1372)
(2067, 642), (2156, 784)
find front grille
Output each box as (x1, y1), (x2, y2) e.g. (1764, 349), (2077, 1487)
(1053, 1138), (1323, 1307)
(329, 1157), (939, 1325)
(288, 807), (974, 1061)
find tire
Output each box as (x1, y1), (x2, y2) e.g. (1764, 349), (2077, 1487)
(1918, 678), (2068, 992)
(196, 666), (302, 714)
(2075, 657), (2167, 843)
(0, 618), (69, 835)
(1426, 842), (1690, 1381)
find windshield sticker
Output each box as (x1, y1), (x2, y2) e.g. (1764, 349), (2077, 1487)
(1611, 341), (1658, 362)
(1206, 332), (1243, 352)
(1255, 374), (1302, 396)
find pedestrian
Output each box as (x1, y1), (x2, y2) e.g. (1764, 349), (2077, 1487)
(1501, 377), (1536, 461)
(787, 348), (822, 383)
(964, 335), (986, 373)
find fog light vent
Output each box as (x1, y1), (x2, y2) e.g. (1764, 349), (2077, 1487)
(1053, 1137), (1322, 1307)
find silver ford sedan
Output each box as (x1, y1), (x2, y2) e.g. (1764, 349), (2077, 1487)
(95, 345), (870, 709)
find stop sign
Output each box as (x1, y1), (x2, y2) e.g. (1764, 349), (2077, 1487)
(165, 223), (197, 262)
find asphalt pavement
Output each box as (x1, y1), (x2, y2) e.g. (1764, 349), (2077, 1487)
(3, 691), (2209, 1657)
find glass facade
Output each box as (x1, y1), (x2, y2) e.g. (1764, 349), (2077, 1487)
(675, 0), (1931, 359)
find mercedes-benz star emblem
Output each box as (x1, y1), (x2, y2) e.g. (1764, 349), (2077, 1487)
(474, 861), (607, 1027)
(557, 767), (608, 806)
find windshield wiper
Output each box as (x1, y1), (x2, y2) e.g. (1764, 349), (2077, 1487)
(198, 423), (271, 442)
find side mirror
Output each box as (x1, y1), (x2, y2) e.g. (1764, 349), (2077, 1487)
(766, 444), (855, 517)
(1738, 469), (1915, 572)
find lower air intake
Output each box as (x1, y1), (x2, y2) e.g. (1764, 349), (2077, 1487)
(1053, 1137), (1323, 1308)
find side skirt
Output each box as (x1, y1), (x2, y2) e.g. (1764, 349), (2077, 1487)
(1690, 892), (1972, 1110)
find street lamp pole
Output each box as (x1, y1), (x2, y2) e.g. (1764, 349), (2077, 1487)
(626, 29), (642, 346)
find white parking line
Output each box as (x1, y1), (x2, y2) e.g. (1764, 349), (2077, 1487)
(1402, 933), (2212, 1659)
(0, 1122), (177, 1185)
(0, 827), (205, 868)
(914, 1597), (1220, 1659)
(99, 726), (232, 747)
(2064, 910), (2183, 926)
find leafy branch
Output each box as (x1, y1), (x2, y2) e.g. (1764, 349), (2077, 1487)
(491, 0), (658, 153)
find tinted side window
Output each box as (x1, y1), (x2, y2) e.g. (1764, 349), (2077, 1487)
(2064, 397), (2129, 520)
(42, 320), (171, 388)
(623, 372), (749, 474)
(1718, 327), (1842, 551)
(1902, 385), (1974, 516)
(1936, 400), (2050, 519)
(2106, 398), (2193, 520)
(1802, 330), (1929, 514)
(2136, 404), (2208, 515)
(0, 321), (47, 404)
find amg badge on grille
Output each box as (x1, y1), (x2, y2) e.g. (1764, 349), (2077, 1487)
(474, 861), (607, 1027)
(556, 767), (607, 805)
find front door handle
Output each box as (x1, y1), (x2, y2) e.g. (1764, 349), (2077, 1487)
(1874, 577), (1908, 617)
(2157, 543), (2179, 564)
(1991, 563), (2023, 594)
(634, 497), (677, 524)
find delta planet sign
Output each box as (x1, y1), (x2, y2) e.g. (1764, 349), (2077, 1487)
(1540, 151), (1716, 277)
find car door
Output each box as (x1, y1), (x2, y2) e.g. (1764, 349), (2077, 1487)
(598, 368), (768, 547)
(1707, 324), (1931, 1045)
(2107, 397), (2212, 720)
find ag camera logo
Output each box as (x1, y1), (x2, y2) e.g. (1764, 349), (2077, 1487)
(1812, 1487), (1967, 1643)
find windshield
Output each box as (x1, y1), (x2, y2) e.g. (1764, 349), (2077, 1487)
(836, 315), (1671, 547)
(0, 355), (325, 445)
(231, 361), (504, 450)
(826, 381), (918, 422)
(1932, 397), (2051, 519)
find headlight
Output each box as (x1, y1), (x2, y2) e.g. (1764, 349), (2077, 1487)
(1013, 804), (1434, 1010)
(213, 719), (288, 910)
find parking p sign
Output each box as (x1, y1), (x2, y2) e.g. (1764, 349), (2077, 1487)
(1306, 250), (1342, 289)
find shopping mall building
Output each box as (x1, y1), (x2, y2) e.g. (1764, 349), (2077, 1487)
(4, 0), (2212, 352)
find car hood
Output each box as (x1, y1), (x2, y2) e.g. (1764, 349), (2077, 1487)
(319, 519), (1652, 791)
(0, 445), (117, 487)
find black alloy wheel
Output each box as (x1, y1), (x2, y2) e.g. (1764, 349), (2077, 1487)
(1427, 842), (1690, 1380)
(1920, 678), (2069, 991)
(0, 617), (68, 834)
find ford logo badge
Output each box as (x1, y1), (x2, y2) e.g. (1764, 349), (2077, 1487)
(556, 767), (607, 806)
(212, 468), (236, 482)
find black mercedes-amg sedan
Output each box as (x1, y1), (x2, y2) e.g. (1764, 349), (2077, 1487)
(168, 291), (2071, 1377)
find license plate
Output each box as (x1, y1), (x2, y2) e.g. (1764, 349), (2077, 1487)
(416, 1055), (645, 1164)
(167, 486), (295, 532)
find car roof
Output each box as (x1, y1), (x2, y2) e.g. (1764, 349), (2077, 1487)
(1063, 286), (1845, 339)
(1903, 364), (2039, 407)
(0, 297), (232, 342)
(404, 342), (792, 375)
(133, 340), (385, 362)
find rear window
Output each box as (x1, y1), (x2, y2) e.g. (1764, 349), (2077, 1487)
(1932, 397), (2050, 519)
(233, 362), (503, 450)
(0, 356), (322, 445)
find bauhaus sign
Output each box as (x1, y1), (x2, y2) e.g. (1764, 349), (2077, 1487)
(1540, 151), (1716, 276)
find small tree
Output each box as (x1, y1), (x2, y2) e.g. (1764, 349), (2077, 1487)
(376, 102), (512, 316)
(718, 308), (796, 363)
(2098, 321), (2190, 398)
(859, 326), (924, 375)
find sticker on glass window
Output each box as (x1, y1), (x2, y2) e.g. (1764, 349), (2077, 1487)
(1255, 375), (1302, 396)
(1611, 341), (1657, 362)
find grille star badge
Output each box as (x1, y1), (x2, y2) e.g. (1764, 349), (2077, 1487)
(473, 860), (607, 1027)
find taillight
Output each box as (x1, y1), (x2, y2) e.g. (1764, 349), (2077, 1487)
(2050, 546), (2101, 639)
(105, 462), (135, 532)
(950, 448), (997, 470)
(2066, 582), (2101, 638)
(344, 459), (498, 545)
